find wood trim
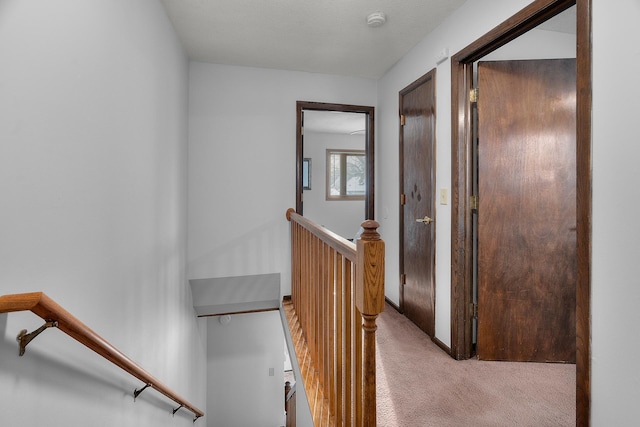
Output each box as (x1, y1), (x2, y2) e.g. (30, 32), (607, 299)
(296, 102), (304, 215)
(431, 336), (452, 356)
(384, 296), (401, 313)
(454, 0), (576, 63)
(0, 291), (204, 420)
(449, 0), (591, 424)
(575, 0), (592, 424)
(296, 101), (375, 220)
(197, 307), (279, 318)
(398, 77), (405, 315)
(450, 56), (474, 360)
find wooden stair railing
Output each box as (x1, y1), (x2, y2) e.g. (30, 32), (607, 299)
(285, 208), (385, 426)
(285, 380), (297, 427)
(0, 291), (204, 422)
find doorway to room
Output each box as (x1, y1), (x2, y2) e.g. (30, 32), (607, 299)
(449, 0), (591, 424)
(295, 101), (375, 233)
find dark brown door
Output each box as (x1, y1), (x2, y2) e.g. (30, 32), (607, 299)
(400, 70), (436, 337)
(476, 59), (576, 362)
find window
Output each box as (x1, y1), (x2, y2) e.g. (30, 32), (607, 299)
(326, 149), (366, 200)
(302, 158), (311, 190)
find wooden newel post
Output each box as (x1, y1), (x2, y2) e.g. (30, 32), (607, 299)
(355, 220), (385, 427)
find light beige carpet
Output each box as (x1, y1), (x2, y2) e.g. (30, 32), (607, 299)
(376, 303), (575, 426)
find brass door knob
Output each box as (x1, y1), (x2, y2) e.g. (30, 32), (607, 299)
(415, 216), (433, 224)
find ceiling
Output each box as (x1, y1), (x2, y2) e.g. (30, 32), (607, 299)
(160, 0), (468, 79)
(160, 2), (576, 134)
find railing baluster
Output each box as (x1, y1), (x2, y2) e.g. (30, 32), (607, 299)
(284, 209), (384, 427)
(345, 258), (354, 427)
(335, 252), (344, 424)
(355, 307), (363, 426)
(320, 242), (327, 412)
(328, 246), (336, 423)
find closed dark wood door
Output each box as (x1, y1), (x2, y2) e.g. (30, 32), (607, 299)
(477, 59), (576, 362)
(400, 70), (436, 337)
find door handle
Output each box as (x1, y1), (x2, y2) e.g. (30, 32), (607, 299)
(416, 216), (433, 224)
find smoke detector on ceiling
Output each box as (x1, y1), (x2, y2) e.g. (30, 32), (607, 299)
(367, 11), (387, 27)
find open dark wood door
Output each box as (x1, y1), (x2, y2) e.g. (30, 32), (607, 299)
(476, 59), (576, 362)
(399, 70), (436, 337)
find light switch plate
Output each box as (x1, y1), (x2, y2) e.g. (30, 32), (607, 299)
(440, 188), (448, 205)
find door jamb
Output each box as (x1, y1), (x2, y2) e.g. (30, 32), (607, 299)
(295, 101), (375, 220)
(449, 0), (591, 424)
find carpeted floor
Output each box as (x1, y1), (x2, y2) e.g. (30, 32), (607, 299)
(376, 303), (575, 426)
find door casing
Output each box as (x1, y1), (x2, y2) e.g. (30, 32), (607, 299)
(449, 0), (591, 424)
(296, 101), (375, 220)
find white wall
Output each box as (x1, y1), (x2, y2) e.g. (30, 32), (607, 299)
(207, 311), (285, 427)
(0, 1), (205, 426)
(591, 0), (640, 424)
(484, 27), (576, 61)
(303, 131), (365, 239)
(187, 63), (377, 295)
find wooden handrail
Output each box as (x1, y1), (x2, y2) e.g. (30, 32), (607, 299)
(285, 208), (385, 426)
(0, 291), (204, 422)
(286, 208), (357, 261)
